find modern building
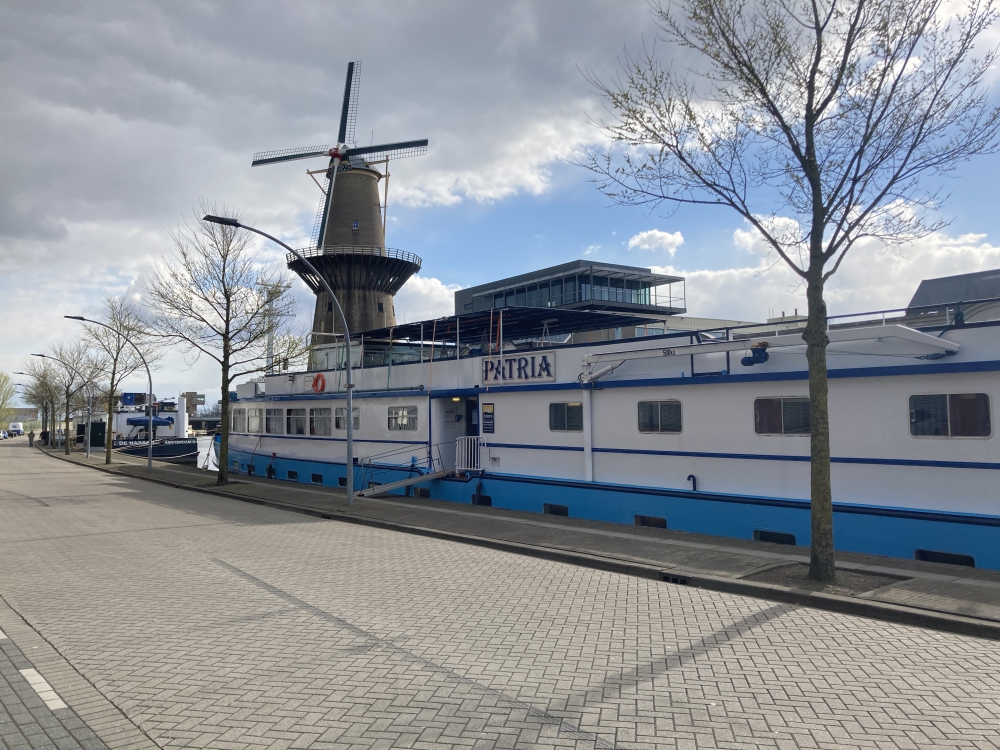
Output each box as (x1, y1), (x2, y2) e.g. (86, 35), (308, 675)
(455, 260), (687, 317)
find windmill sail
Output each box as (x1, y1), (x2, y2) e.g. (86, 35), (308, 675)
(252, 146), (329, 167)
(346, 139), (429, 162)
(338, 61), (361, 147)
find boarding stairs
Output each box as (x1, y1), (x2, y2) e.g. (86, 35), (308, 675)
(354, 436), (486, 498)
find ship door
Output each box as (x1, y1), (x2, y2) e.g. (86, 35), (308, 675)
(465, 398), (479, 437)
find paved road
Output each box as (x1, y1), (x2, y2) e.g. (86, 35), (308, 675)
(1, 440), (999, 749)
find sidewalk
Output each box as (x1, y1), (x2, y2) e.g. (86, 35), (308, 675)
(43, 445), (1000, 641)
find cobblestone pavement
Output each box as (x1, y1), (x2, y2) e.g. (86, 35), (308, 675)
(2, 443), (1000, 749)
(1, 627), (106, 749)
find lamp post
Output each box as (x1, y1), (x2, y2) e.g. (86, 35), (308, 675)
(65, 316), (155, 471)
(30, 354), (96, 459)
(202, 210), (356, 504)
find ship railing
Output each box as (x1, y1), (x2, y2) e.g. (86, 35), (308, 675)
(355, 442), (442, 492)
(354, 436), (488, 492)
(665, 295), (1000, 344)
(455, 436), (486, 473)
(285, 245), (423, 266)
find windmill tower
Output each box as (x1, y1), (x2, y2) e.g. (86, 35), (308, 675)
(251, 62), (428, 340)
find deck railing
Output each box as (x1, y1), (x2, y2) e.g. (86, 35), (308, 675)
(455, 436), (486, 473)
(286, 245), (422, 266)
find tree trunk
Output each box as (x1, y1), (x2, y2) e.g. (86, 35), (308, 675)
(218, 361), (230, 486)
(64, 389), (71, 456)
(106, 389), (115, 464)
(804, 267), (835, 582)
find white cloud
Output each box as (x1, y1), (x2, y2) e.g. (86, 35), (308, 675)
(653, 227), (1000, 322)
(732, 216), (803, 255)
(393, 275), (462, 324)
(583, 244), (600, 256)
(628, 229), (685, 255)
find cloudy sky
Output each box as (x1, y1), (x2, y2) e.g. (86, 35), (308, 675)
(3, 0), (1000, 406)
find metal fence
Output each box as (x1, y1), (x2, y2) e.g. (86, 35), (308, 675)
(286, 245), (422, 266)
(455, 436), (486, 473)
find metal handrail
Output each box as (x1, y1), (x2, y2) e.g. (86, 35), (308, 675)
(667, 294), (1000, 342)
(286, 245), (422, 266)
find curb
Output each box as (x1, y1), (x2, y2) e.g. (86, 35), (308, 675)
(41, 448), (1000, 642)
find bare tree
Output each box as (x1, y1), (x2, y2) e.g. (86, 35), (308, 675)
(0, 372), (16, 426)
(21, 360), (60, 442)
(144, 203), (308, 485)
(581, 0), (1000, 581)
(85, 294), (160, 464)
(43, 342), (100, 455)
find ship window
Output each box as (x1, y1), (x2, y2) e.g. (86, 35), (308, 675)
(265, 408), (283, 434)
(910, 393), (991, 437)
(231, 409), (246, 433)
(335, 407), (360, 430)
(638, 401), (682, 433)
(755, 397), (810, 435)
(310, 408), (331, 436)
(247, 408), (263, 433)
(286, 408), (307, 436)
(388, 406), (418, 431)
(549, 402), (583, 432)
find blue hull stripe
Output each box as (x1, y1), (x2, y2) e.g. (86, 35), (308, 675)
(475, 471), (1000, 527)
(487, 442), (1000, 471)
(224, 445), (1000, 528)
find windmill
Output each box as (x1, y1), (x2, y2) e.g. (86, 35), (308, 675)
(251, 61), (428, 338)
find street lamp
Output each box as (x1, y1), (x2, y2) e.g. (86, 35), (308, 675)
(202, 212), (356, 504)
(30, 353), (96, 459)
(65, 316), (155, 471)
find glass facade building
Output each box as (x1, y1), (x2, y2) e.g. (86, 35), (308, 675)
(454, 261), (686, 316)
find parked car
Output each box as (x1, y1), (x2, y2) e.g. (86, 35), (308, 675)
(8, 422), (24, 436)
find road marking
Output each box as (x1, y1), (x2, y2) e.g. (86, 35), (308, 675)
(0, 627), (7, 639)
(19, 668), (67, 710)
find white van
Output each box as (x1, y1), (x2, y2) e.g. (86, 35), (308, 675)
(8, 423), (24, 436)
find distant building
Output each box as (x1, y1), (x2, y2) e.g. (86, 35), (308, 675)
(906, 268), (1000, 327)
(180, 392), (206, 417)
(455, 260), (687, 317)
(8, 407), (39, 423)
(454, 260), (755, 342)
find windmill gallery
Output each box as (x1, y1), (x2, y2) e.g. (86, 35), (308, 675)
(221, 62), (1000, 571)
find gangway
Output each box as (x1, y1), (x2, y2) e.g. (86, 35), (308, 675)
(355, 469), (449, 498)
(354, 436), (486, 498)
